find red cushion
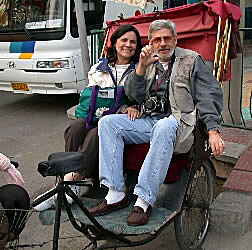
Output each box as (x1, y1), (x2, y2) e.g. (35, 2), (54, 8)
(123, 144), (191, 183)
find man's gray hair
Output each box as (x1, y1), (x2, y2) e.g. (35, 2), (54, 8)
(148, 19), (177, 40)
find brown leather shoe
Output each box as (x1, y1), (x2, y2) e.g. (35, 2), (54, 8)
(88, 195), (130, 216)
(127, 206), (152, 226)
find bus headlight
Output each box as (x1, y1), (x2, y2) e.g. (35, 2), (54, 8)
(36, 60), (69, 69)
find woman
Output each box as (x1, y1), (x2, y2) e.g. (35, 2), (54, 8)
(34, 24), (142, 211)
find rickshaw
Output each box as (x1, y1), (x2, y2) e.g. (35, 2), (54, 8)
(5, 1), (241, 250)
(33, 119), (214, 250)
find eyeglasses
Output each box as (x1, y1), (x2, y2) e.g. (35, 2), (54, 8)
(151, 36), (174, 44)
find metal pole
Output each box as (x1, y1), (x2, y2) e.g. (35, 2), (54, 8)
(74, 0), (91, 88)
(222, 0), (243, 125)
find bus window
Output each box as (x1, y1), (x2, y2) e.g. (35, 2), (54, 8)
(25, 0), (65, 31)
(70, 0), (105, 38)
(0, 0), (66, 42)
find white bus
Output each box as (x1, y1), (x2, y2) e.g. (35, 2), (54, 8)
(0, 0), (161, 94)
(0, 0), (105, 94)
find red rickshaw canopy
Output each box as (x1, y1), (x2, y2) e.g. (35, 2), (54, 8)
(105, 0), (241, 61)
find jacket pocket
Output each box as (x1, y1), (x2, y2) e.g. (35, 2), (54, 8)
(174, 110), (196, 154)
(173, 76), (194, 112)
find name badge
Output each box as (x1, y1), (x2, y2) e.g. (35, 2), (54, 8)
(98, 89), (114, 98)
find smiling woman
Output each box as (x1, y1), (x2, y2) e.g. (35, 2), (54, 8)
(115, 31), (137, 64)
(106, 24), (142, 66)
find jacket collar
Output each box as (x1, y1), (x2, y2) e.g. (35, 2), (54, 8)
(96, 57), (136, 85)
(96, 57), (135, 72)
(96, 58), (110, 72)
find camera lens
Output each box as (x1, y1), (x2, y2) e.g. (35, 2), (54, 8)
(145, 99), (155, 109)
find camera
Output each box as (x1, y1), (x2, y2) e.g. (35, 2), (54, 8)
(142, 96), (166, 114)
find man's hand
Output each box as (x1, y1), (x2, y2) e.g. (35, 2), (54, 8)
(121, 105), (140, 121)
(136, 43), (158, 76)
(208, 130), (225, 157)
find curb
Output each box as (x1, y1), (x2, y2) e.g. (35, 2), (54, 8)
(210, 191), (252, 236)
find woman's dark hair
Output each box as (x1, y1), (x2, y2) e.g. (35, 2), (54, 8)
(106, 24), (142, 65)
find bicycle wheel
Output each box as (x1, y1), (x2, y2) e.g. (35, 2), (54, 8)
(174, 159), (215, 250)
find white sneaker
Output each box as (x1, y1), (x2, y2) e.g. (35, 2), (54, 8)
(33, 185), (80, 212)
(66, 185), (81, 204)
(33, 189), (56, 211)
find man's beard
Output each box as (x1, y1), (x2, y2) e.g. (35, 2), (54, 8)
(156, 46), (175, 62)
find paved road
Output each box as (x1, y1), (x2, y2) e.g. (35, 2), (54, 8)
(0, 91), (180, 250)
(2, 90), (252, 250)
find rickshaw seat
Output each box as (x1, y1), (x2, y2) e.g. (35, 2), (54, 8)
(123, 144), (191, 184)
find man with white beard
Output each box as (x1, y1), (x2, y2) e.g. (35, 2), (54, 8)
(89, 19), (225, 226)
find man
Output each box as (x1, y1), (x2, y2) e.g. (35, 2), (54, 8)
(89, 19), (225, 226)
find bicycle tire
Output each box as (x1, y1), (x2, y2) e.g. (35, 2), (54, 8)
(174, 159), (215, 250)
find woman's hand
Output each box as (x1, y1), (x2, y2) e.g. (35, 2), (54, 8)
(208, 130), (225, 157)
(121, 105), (140, 121)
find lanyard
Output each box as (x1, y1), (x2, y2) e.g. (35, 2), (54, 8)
(108, 63), (135, 87)
(154, 65), (170, 94)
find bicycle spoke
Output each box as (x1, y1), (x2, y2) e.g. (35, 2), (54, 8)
(175, 160), (214, 250)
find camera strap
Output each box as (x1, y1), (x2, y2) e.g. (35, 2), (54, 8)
(154, 62), (171, 94)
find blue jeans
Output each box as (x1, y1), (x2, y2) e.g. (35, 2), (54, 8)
(98, 114), (178, 206)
